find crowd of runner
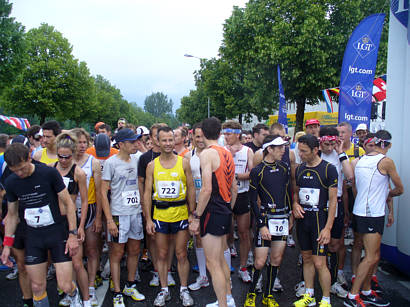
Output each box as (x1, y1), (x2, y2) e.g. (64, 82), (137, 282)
(0, 117), (403, 307)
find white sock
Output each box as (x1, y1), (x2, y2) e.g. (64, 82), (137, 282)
(322, 296), (330, 304)
(224, 248), (231, 269)
(83, 300), (91, 307)
(180, 286), (188, 292)
(348, 292), (356, 299)
(195, 247), (207, 278)
(161, 287), (169, 293)
(361, 290), (371, 296)
(88, 287), (95, 295)
(306, 288), (314, 296)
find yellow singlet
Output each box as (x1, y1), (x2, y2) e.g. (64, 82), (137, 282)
(40, 148), (58, 164)
(153, 155), (188, 223)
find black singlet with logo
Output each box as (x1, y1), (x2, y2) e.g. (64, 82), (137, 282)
(295, 160), (338, 211)
(249, 160), (291, 227)
(5, 163), (66, 229)
(54, 162), (79, 195)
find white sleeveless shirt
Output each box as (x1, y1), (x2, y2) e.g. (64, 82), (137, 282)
(190, 149), (202, 200)
(75, 155), (93, 209)
(353, 153), (389, 217)
(227, 145), (250, 193)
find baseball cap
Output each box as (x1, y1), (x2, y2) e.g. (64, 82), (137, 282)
(305, 119), (320, 127)
(94, 133), (111, 157)
(114, 128), (142, 143)
(262, 136), (289, 150)
(94, 121), (105, 132)
(11, 135), (30, 148)
(136, 126), (149, 135)
(356, 123), (367, 132)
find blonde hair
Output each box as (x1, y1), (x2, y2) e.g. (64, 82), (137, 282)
(56, 132), (77, 153)
(295, 131), (306, 142)
(70, 128), (91, 146)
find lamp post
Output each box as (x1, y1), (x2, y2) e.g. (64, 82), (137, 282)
(184, 53), (210, 118)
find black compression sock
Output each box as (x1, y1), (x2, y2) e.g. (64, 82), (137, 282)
(249, 266), (261, 293)
(329, 251), (339, 285)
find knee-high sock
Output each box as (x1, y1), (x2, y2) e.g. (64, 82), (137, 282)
(265, 265), (278, 297)
(249, 266), (261, 293)
(224, 248), (231, 269)
(329, 251), (339, 285)
(195, 247), (207, 277)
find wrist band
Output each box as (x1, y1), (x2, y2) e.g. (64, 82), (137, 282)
(3, 236), (14, 247)
(339, 152), (348, 162)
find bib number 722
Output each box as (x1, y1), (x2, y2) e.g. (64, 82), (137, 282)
(161, 187), (176, 195)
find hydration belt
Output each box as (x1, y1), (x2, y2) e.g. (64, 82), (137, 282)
(153, 199), (186, 209)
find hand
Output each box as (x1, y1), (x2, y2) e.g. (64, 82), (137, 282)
(0, 246), (13, 267)
(289, 214), (295, 231)
(78, 227), (85, 242)
(317, 228), (331, 245)
(65, 235), (79, 257)
(189, 219), (200, 235)
(146, 220), (156, 236)
(335, 139), (344, 154)
(259, 226), (271, 241)
(386, 212), (394, 227)
(107, 220), (119, 237)
(292, 203), (305, 219)
(92, 217), (102, 233)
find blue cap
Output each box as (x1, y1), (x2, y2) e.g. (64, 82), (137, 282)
(114, 128), (142, 143)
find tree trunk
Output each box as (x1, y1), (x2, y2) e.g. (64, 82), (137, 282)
(238, 113), (243, 124)
(40, 114), (46, 125)
(295, 98), (306, 133)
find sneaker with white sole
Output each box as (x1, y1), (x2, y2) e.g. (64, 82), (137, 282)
(150, 271), (160, 287)
(180, 289), (194, 306)
(246, 252), (254, 267)
(206, 295), (236, 307)
(330, 282), (348, 298)
(272, 277), (283, 292)
(154, 289), (171, 306)
(69, 288), (83, 307)
(5, 266), (18, 280)
(295, 281), (306, 297)
(134, 269), (141, 282)
(189, 275), (210, 291)
(89, 292), (98, 306)
(58, 294), (71, 306)
(123, 283), (145, 301)
(113, 293), (125, 307)
(168, 271), (176, 286)
(239, 267), (252, 283)
(255, 274), (263, 293)
(230, 245), (238, 257)
(337, 271), (348, 286)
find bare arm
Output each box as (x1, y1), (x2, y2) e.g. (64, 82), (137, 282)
(92, 159), (103, 232)
(143, 161), (156, 235)
(138, 176), (145, 215)
(58, 188), (79, 256)
(252, 149), (263, 169)
(237, 148), (254, 180)
(380, 157), (404, 198)
(195, 150), (214, 216)
(33, 150), (42, 162)
(318, 187), (337, 245)
(183, 158), (196, 214)
(0, 201), (19, 266)
(75, 167), (88, 240)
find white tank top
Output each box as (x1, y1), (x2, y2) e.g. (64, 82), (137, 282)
(227, 145), (250, 193)
(321, 150), (343, 197)
(353, 154), (389, 217)
(190, 149), (202, 200)
(75, 155), (93, 209)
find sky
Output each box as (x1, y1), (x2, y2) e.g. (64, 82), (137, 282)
(10, 0), (248, 112)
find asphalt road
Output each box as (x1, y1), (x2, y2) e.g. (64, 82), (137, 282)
(1, 238), (410, 307)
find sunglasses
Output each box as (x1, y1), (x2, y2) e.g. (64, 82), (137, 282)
(58, 154), (72, 160)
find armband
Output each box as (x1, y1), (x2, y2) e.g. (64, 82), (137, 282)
(3, 236), (14, 247)
(339, 152), (348, 162)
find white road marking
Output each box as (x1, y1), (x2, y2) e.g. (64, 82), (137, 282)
(96, 280), (109, 307)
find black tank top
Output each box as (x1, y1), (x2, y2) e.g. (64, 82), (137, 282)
(54, 163), (79, 195)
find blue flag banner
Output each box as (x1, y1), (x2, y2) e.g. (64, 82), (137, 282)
(277, 65), (288, 133)
(338, 14), (385, 131)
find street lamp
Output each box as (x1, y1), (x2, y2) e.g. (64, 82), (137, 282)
(184, 53), (210, 118)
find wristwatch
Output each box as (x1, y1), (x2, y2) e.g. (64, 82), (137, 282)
(68, 229), (78, 235)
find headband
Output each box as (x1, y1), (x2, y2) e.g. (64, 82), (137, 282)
(364, 137), (375, 146)
(223, 128), (241, 134)
(319, 135), (337, 143)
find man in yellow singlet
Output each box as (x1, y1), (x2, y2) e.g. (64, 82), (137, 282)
(144, 126), (196, 307)
(33, 120), (61, 163)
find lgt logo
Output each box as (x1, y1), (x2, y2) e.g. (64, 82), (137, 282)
(349, 82), (370, 105)
(354, 35), (375, 58)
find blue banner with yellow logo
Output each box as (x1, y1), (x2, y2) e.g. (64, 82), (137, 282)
(277, 65), (288, 133)
(338, 14), (385, 131)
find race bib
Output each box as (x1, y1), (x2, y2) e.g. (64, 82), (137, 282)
(24, 205), (55, 228)
(63, 177), (70, 189)
(268, 218), (289, 236)
(299, 188), (320, 209)
(122, 190), (139, 206)
(157, 181), (180, 199)
(194, 178), (202, 190)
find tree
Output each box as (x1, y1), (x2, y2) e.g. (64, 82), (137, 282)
(144, 92), (173, 118)
(3, 23), (94, 124)
(0, 0), (26, 93)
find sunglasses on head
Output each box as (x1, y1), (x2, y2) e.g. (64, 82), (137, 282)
(58, 154), (72, 160)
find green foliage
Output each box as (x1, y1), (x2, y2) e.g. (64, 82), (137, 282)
(144, 92), (173, 118)
(0, 0), (26, 93)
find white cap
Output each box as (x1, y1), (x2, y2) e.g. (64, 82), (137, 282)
(262, 137), (289, 150)
(356, 123), (367, 132)
(136, 126), (149, 135)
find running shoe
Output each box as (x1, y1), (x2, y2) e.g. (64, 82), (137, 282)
(69, 288), (83, 307)
(187, 237), (194, 250)
(371, 276), (383, 294)
(287, 234), (296, 247)
(318, 300), (331, 307)
(244, 292), (256, 307)
(262, 294), (279, 307)
(168, 271), (176, 286)
(255, 274), (263, 293)
(102, 242), (109, 253)
(180, 288), (194, 306)
(344, 294), (366, 307)
(295, 281), (306, 297)
(113, 293), (125, 307)
(154, 289), (171, 306)
(206, 295), (236, 307)
(246, 252), (254, 267)
(331, 282), (348, 298)
(47, 264), (56, 280)
(188, 275), (209, 291)
(123, 283), (145, 301)
(239, 267), (252, 283)
(150, 271), (160, 287)
(360, 290), (390, 306)
(110, 278), (114, 292)
(272, 277), (283, 292)
(293, 293), (316, 307)
(94, 273), (103, 288)
(338, 271), (348, 286)
(5, 266), (18, 280)
(89, 291), (98, 306)
(58, 294), (71, 306)
(230, 245), (238, 257)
